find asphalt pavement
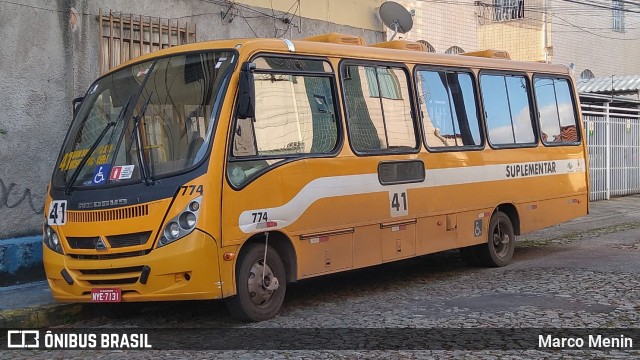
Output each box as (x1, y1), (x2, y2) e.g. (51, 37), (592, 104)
(1, 195), (639, 358)
(3, 195), (639, 316)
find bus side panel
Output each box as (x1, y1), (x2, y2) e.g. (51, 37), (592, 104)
(297, 232), (353, 278)
(353, 225), (383, 268)
(517, 193), (588, 235)
(415, 210), (491, 255)
(380, 222), (416, 262)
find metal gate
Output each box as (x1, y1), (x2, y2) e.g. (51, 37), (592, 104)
(582, 103), (640, 201)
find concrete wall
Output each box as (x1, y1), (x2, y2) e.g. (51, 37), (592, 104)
(0, 0), (88, 240)
(549, 0), (640, 77)
(241, 0), (384, 32)
(394, 0), (478, 53)
(0, 0), (383, 283)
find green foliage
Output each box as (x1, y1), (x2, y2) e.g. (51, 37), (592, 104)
(0, 128), (7, 135)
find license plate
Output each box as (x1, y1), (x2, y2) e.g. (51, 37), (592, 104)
(90, 288), (122, 302)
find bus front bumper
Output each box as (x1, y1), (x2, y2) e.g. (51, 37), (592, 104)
(44, 230), (223, 302)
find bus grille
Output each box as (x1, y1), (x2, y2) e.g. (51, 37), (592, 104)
(74, 266), (145, 286)
(87, 278), (138, 285)
(66, 232), (151, 249)
(67, 236), (101, 249)
(107, 232), (151, 248)
(67, 204), (149, 223)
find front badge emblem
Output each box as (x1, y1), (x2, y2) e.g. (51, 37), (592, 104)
(95, 237), (107, 251)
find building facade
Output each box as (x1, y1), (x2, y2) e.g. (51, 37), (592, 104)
(394, 0), (640, 77)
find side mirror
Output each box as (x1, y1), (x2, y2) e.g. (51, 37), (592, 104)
(72, 96), (84, 119)
(237, 62), (256, 119)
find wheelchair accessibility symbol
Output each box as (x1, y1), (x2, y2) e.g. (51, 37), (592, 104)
(474, 219), (483, 237)
(92, 164), (111, 185)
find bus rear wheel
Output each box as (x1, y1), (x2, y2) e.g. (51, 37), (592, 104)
(226, 243), (286, 321)
(476, 211), (515, 267)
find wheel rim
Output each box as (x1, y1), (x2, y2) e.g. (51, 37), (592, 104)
(492, 219), (511, 258)
(247, 259), (276, 307)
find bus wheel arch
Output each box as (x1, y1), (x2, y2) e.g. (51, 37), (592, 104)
(495, 203), (520, 236)
(239, 231), (298, 283)
(475, 204), (518, 267)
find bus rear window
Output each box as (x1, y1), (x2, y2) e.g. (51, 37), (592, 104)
(534, 77), (580, 144)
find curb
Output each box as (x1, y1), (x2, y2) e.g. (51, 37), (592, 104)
(0, 304), (86, 328)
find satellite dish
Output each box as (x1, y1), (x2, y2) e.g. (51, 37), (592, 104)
(378, 1), (413, 41)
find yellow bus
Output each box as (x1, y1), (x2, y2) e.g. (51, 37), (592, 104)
(43, 33), (588, 321)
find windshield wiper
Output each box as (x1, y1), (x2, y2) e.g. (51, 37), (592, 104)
(131, 91), (154, 185)
(64, 96), (133, 194)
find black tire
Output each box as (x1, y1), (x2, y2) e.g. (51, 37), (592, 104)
(226, 243), (286, 321)
(476, 211), (515, 267)
(459, 245), (481, 266)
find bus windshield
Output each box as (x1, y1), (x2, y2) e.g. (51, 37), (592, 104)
(53, 50), (236, 190)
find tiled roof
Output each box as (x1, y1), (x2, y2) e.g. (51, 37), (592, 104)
(577, 75), (640, 94)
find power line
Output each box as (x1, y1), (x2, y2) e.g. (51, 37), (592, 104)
(237, 6), (259, 37)
(559, 0), (640, 14)
(2, 0), (639, 40)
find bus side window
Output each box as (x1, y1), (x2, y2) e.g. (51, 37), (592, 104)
(342, 65), (384, 151)
(227, 59), (339, 187)
(480, 73), (536, 147)
(417, 69), (482, 149)
(534, 77), (580, 144)
(342, 64), (417, 153)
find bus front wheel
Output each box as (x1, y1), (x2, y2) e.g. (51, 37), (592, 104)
(476, 211), (515, 267)
(226, 243), (286, 321)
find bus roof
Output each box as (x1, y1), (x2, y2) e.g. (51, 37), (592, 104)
(107, 35), (571, 77)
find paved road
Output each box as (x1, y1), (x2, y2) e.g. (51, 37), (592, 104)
(5, 196), (640, 359)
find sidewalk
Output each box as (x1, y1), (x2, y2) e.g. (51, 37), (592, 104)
(1, 195), (640, 328)
(0, 281), (85, 328)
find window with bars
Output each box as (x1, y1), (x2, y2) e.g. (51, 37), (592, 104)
(445, 46), (465, 55)
(417, 40), (436, 53)
(612, 0), (625, 32)
(492, 0), (525, 22)
(98, 9), (197, 74)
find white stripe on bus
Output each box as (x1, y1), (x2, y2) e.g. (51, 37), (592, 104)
(238, 159), (585, 233)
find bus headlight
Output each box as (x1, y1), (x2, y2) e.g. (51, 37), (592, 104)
(158, 196), (202, 248)
(167, 222), (181, 239)
(43, 224), (64, 254)
(179, 212), (197, 229)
